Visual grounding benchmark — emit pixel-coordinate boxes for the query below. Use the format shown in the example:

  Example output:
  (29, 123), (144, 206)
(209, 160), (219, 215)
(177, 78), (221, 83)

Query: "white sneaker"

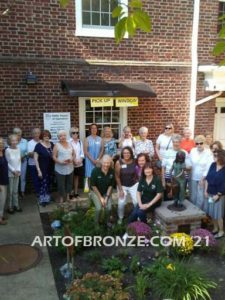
(214, 231), (224, 239)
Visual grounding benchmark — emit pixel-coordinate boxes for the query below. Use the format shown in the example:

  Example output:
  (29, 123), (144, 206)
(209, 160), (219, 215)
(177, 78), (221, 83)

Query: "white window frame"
(78, 97), (127, 141)
(75, 0), (128, 38)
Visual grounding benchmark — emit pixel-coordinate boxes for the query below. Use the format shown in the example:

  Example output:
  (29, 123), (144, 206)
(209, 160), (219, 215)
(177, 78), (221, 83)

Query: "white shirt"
(28, 139), (38, 166)
(156, 134), (173, 159)
(135, 139), (154, 158)
(5, 147), (21, 177)
(70, 139), (84, 168)
(119, 137), (136, 154)
(54, 143), (74, 175)
(162, 148), (188, 178)
(189, 147), (214, 181)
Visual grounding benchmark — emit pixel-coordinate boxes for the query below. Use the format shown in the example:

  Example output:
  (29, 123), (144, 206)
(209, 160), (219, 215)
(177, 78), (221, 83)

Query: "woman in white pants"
(115, 146), (138, 224)
(5, 134), (22, 213)
(13, 128), (28, 198)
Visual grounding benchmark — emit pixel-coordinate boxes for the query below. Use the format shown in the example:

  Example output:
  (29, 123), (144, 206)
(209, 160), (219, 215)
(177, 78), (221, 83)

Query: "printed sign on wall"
(44, 112), (71, 143)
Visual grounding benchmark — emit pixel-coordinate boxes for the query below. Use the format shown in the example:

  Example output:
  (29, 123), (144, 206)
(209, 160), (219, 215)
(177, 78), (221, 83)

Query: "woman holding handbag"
(155, 123), (174, 168)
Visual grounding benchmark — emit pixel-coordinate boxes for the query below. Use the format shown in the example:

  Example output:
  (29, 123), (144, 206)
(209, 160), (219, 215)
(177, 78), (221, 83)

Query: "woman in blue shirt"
(205, 150), (225, 239)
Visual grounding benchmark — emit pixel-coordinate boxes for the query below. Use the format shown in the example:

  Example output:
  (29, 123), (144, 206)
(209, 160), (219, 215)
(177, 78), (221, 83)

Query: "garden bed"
(40, 208), (225, 300)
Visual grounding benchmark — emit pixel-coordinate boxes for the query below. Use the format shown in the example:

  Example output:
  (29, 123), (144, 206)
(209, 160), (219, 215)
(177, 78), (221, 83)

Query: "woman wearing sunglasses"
(155, 123), (174, 168)
(189, 135), (214, 212)
(70, 127), (84, 199)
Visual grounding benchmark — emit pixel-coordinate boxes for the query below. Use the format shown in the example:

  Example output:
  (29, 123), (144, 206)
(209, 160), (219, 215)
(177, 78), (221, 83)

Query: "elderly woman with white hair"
(90, 154), (115, 224)
(189, 135), (214, 211)
(134, 126), (154, 159)
(13, 127), (28, 198)
(53, 130), (75, 203)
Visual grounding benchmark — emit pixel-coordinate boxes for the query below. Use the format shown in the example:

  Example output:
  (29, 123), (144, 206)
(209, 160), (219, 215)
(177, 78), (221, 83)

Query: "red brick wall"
(0, 0), (220, 141)
(0, 0), (194, 61)
(0, 63), (191, 141)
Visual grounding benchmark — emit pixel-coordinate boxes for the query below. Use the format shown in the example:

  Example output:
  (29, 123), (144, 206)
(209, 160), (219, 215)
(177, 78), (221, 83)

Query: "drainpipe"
(189, 0), (200, 136)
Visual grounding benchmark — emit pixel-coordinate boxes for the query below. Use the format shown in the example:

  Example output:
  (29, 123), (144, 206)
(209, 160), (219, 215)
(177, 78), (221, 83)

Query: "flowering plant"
(127, 221), (152, 239)
(190, 228), (216, 251)
(170, 232), (194, 256)
(65, 272), (129, 300)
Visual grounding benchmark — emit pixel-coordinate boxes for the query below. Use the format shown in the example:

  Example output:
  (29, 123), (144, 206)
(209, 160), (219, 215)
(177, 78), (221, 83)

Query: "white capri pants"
(117, 182), (138, 219)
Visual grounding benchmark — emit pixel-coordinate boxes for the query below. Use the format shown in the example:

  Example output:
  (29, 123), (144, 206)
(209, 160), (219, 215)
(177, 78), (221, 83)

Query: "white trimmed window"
(75, 0), (128, 38)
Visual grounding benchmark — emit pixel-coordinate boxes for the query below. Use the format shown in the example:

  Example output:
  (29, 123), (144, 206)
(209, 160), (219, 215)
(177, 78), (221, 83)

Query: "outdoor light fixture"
(25, 71), (38, 84)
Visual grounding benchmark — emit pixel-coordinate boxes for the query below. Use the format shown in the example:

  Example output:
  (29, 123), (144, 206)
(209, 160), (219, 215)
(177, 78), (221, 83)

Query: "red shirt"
(180, 139), (195, 153)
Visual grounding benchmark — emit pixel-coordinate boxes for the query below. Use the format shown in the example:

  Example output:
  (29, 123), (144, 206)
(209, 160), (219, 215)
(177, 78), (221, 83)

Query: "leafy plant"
(50, 207), (66, 222)
(84, 249), (102, 264)
(102, 256), (127, 274)
(190, 228), (217, 252)
(170, 232), (194, 256)
(134, 272), (150, 300)
(130, 255), (142, 274)
(127, 221), (152, 239)
(143, 257), (217, 300)
(66, 272), (130, 300)
(117, 248), (129, 260)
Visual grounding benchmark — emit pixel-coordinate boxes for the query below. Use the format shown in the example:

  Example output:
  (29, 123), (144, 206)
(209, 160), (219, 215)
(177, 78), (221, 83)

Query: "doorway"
(214, 97), (225, 147)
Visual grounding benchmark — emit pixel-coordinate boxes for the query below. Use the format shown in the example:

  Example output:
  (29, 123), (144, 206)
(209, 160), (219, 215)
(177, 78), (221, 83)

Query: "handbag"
(156, 137), (172, 169)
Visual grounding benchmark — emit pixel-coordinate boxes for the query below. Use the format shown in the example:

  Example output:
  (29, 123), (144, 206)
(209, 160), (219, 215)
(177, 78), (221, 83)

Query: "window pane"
(221, 107), (225, 113)
(103, 112), (111, 122)
(86, 112), (94, 123)
(110, 15), (117, 26)
(95, 112), (102, 123)
(101, 0), (109, 12)
(83, 12), (91, 25)
(92, 12), (100, 25)
(82, 0), (91, 10)
(92, 0), (100, 11)
(112, 112), (119, 122)
(110, 0), (118, 11)
(85, 100), (92, 111)
(101, 13), (110, 26)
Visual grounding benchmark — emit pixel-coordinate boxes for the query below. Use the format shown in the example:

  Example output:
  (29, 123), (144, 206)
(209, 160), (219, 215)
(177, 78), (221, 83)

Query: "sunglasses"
(72, 132), (79, 135)
(196, 142), (203, 145)
(165, 127), (172, 130)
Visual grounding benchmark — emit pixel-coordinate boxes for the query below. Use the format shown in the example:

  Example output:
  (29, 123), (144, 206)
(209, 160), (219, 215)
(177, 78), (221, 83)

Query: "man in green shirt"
(90, 155), (115, 224)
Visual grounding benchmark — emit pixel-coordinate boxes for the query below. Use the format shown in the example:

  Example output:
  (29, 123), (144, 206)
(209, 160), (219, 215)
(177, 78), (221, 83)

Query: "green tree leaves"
(113, 0), (151, 43)
(59, 0), (70, 9)
(213, 14), (225, 65)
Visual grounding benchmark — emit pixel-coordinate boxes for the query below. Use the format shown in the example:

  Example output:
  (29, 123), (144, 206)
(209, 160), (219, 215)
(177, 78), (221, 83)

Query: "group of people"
(0, 123), (225, 240)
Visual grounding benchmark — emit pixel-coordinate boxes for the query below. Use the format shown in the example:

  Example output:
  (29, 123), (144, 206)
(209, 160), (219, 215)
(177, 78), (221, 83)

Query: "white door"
(214, 98), (225, 147)
(78, 97), (127, 141)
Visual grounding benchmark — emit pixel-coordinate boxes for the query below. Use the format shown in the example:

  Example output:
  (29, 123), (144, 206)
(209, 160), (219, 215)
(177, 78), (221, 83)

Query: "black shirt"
(90, 167), (115, 196)
(0, 151), (9, 185)
(137, 175), (163, 204)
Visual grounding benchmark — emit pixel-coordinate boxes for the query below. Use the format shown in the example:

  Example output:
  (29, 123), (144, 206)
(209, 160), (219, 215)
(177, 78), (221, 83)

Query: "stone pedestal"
(155, 200), (205, 235)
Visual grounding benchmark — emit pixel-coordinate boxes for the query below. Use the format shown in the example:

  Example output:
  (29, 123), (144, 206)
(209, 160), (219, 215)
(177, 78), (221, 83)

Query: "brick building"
(0, 0), (224, 145)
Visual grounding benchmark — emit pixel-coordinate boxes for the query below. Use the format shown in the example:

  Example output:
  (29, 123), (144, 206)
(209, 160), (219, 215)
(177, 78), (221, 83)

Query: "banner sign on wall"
(43, 112), (71, 143)
(115, 97), (138, 107)
(90, 98), (114, 107)
(90, 97), (139, 107)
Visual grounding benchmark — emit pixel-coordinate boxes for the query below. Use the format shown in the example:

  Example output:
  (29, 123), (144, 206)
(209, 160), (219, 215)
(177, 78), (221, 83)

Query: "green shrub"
(143, 257), (217, 300)
(102, 256), (127, 274)
(84, 249), (102, 264)
(65, 272), (130, 300)
(130, 255), (142, 274)
(134, 272), (150, 300)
